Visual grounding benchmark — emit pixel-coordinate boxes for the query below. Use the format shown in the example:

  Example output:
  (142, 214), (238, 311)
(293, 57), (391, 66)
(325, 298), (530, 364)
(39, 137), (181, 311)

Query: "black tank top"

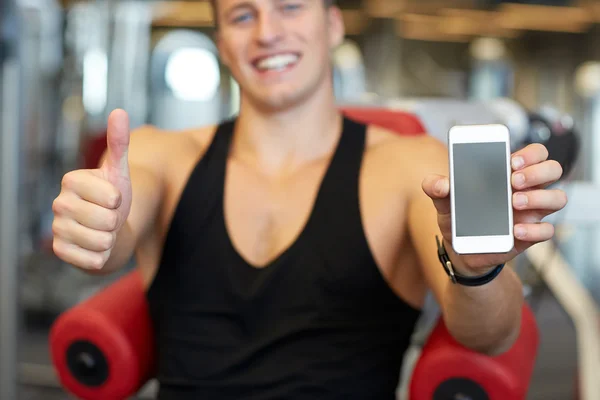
(147, 117), (421, 400)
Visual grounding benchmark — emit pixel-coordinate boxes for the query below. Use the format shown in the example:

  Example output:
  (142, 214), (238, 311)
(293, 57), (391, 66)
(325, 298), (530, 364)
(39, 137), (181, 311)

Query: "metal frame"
(526, 243), (600, 400)
(525, 182), (600, 400)
(0, 27), (22, 400)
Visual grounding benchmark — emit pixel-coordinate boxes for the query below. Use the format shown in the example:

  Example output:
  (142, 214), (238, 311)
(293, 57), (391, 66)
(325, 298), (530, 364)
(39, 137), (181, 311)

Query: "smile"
(253, 53), (301, 72)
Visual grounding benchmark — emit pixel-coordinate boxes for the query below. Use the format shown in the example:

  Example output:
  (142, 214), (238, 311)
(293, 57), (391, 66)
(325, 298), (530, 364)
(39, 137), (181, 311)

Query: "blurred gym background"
(1, 0), (599, 399)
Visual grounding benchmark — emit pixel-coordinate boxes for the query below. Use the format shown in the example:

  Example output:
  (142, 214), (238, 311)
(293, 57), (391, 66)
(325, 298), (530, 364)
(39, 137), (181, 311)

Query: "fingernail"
(513, 193), (528, 208)
(514, 225), (527, 239)
(434, 179), (443, 195)
(513, 173), (525, 187)
(512, 156), (524, 170)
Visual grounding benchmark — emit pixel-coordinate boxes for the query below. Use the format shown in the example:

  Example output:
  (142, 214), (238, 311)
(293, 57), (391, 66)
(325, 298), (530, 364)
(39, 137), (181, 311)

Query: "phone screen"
(452, 142), (510, 237)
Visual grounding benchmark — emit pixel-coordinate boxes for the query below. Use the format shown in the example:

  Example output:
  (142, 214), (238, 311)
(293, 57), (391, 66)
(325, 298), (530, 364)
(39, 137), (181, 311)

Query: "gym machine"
(0, 0), (22, 399)
(49, 107), (539, 400)
(528, 182), (600, 400)
(46, 100), (589, 400)
(1, 0), (597, 398)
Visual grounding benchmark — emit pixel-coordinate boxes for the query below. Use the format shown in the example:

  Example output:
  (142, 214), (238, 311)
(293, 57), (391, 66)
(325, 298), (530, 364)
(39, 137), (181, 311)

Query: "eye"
(229, 7), (255, 24)
(232, 12), (253, 24)
(233, 13), (252, 23)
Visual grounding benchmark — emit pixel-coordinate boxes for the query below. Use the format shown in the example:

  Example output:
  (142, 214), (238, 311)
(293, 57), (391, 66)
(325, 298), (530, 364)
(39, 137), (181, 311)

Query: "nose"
(255, 9), (284, 46)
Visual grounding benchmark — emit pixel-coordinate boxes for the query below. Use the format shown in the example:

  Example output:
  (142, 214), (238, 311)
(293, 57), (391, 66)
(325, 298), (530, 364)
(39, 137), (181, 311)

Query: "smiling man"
(51, 0), (568, 398)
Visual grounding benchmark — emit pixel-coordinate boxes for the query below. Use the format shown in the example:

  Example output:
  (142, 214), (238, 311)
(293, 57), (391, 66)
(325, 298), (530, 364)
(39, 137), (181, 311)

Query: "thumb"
(102, 109), (130, 181)
(422, 174), (451, 215)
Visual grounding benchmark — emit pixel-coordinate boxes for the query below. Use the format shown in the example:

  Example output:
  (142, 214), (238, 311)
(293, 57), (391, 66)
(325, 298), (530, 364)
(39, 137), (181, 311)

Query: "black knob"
(433, 378), (489, 400)
(66, 340), (109, 387)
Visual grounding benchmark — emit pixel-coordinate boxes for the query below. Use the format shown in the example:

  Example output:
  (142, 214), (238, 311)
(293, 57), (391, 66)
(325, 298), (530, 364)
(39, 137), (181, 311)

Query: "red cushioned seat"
(50, 271), (155, 400)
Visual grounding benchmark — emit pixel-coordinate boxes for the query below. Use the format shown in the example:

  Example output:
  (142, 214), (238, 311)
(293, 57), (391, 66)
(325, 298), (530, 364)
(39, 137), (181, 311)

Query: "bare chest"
(222, 158), (410, 276)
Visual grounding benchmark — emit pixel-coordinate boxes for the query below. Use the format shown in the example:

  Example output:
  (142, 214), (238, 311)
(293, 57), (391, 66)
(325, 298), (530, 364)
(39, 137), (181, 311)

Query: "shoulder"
(128, 123), (219, 169)
(130, 123), (217, 154)
(363, 124), (449, 188)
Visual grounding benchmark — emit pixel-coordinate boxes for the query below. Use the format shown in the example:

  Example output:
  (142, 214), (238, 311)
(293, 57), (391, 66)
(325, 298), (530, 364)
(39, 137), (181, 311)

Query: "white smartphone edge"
(448, 124), (514, 255)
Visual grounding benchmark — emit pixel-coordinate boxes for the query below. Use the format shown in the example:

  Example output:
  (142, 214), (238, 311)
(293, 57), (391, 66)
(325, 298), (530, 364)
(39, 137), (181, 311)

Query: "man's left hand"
(422, 143), (568, 274)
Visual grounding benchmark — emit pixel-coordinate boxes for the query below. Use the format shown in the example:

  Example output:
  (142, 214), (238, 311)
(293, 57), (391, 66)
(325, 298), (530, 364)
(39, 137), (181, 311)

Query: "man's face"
(215, 0), (344, 111)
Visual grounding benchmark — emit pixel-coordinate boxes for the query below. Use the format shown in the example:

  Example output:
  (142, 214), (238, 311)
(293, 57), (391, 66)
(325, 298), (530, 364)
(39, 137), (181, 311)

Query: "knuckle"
(89, 254), (105, 270)
(52, 197), (66, 215)
(52, 239), (66, 259)
(533, 143), (549, 159)
(51, 219), (62, 237)
(108, 189), (122, 209)
(61, 171), (77, 190)
(526, 170), (537, 184)
(51, 239), (61, 256)
(106, 211), (119, 231)
(99, 232), (115, 251)
(103, 250), (112, 264)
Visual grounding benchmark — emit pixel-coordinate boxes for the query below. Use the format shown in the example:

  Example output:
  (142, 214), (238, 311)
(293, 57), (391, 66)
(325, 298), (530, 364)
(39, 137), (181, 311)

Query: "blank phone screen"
(452, 142), (510, 237)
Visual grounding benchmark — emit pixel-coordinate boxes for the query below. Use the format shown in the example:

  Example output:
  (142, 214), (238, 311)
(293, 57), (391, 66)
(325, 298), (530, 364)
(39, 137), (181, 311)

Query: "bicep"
(126, 165), (163, 244)
(407, 186), (447, 304)
(406, 137), (451, 304)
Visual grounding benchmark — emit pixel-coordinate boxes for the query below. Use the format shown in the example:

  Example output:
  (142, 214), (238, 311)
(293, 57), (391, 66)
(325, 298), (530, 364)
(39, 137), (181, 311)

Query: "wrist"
(452, 263), (498, 277)
(442, 239), (501, 277)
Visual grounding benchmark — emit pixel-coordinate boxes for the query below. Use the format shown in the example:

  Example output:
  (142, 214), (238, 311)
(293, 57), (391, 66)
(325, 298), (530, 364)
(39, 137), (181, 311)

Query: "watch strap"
(436, 236), (505, 287)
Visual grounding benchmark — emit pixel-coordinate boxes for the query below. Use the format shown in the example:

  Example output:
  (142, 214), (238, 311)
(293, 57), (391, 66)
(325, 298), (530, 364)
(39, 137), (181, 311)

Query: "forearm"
(441, 260), (524, 356)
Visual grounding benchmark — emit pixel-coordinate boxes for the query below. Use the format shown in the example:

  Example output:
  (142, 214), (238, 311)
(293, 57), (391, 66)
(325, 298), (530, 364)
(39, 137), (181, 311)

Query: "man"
(51, 0), (567, 398)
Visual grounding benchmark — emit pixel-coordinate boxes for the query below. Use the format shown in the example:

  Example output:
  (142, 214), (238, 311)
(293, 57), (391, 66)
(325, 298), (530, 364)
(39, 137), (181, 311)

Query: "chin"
(244, 87), (308, 112)
(248, 79), (326, 113)
(263, 92), (306, 110)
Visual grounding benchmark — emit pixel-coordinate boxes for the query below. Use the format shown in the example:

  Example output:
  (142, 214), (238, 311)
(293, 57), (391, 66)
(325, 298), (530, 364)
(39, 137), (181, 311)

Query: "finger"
(513, 209), (553, 225)
(511, 143), (549, 171)
(52, 217), (116, 252)
(437, 213), (452, 238)
(61, 170), (122, 209)
(102, 109), (130, 182)
(52, 193), (119, 232)
(512, 189), (568, 212)
(513, 222), (555, 242)
(422, 174), (450, 215)
(52, 238), (108, 270)
(512, 160), (563, 190)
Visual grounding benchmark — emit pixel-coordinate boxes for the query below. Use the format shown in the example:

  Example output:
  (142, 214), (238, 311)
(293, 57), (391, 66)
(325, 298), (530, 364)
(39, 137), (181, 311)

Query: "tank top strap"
(307, 117), (368, 254)
(159, 118), (236, 246)
(312, 117), (367, 214)
(202, 118), (236, 173)
(185, 118), (236, 200)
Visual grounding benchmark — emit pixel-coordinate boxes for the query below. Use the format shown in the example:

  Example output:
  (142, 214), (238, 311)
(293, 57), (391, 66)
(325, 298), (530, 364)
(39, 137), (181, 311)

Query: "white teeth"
(257, 54), (299, 71)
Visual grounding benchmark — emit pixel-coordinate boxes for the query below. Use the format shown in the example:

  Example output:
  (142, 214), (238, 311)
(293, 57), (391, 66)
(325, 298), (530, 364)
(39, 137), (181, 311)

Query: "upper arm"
(405, 136), (451, 304)
(366, 126), (451, 304)
(100, 126), (167, 246)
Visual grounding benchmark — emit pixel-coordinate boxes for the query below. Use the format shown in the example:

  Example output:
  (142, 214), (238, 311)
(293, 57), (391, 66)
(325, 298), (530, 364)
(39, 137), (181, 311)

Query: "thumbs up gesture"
(52, 110), (132, 270)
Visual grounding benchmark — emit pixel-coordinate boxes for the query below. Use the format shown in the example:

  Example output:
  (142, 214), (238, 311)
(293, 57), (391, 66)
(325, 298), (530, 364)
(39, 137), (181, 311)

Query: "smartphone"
(448, 124), (514, 254)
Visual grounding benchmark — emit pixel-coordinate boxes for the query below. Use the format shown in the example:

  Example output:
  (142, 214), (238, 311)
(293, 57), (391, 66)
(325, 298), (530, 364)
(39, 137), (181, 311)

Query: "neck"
(232, 84), (342, 176)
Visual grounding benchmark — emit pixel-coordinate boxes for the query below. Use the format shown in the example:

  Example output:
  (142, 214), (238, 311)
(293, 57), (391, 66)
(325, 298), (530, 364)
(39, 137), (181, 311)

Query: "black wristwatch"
(436, 236), (505, 287)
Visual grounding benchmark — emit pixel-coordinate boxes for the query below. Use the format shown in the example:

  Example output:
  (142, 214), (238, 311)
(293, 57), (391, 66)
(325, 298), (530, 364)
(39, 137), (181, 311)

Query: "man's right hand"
(52, 109), (133, 270)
